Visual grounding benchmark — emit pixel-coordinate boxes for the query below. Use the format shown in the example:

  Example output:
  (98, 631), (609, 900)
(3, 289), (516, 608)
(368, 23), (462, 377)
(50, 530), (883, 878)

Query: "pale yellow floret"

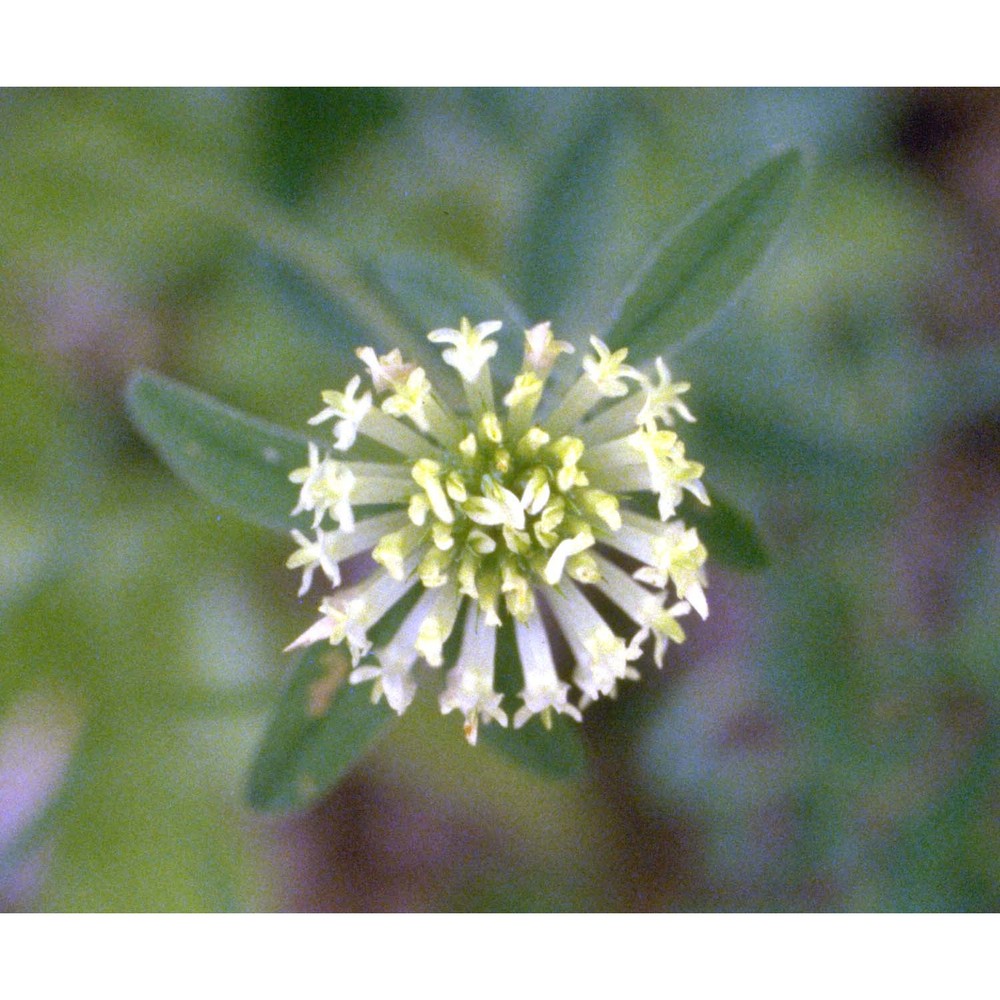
(523, 321), (575, 376)
(578, 489), (622, 531)
(431, 521), (455, 551)
(544, 529), (596, 585)
(635, 357), (695, 429)
(501, 564), (536, 621)
(549, 436), (588, 492)
(317, 595), (371, 665)
(418, 546), (453, 588)
(632, 526), (709, 618)
(457, 551), (480, 599)
(286, 526), (341, 595)
(533, 496), (566, 549)
(415, 589), (462, 666)
(309, 375), (373, 451)
(440, 607), (507, 745)
(381, 367), (433, 432)
(567, 622), (643, 706)
(582, 336), (642, 397)
(466, 529), (497, 555)
(408, 492), (430, 526)
(479, 411), (503, 444)
(463, 480), (525, 531)
(356, 346), (418, 393)
(411, 458), (454, 524)
(566, 551), (602, 584)
(515, 426), (551, 458)
(289, 444), (357, 531)
(502, 524), (532, 556)
(520, 468), (551, 516)
(444, 470), (467, 502)
(513, 616), (582, 729)
(638, 598), (690, 668)
(459, 433), (477, 459)
(475, 564), (502, 627)
(427, 318), (501, 384)
(371, 525), (424, 580)
(503, 372), (544, 431)
(503, 371), (544, 409)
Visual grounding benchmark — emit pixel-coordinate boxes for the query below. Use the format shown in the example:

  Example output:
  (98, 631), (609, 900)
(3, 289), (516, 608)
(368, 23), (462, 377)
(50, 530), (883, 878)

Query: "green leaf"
(248, 584), (422, 812)
(481, 621), (587, 778)
(246, 642), (397, 812)
(880, 729), (999, 912)
(252, 245), (377, 352)
(607, 149), (804, 364)
(624, 487), (769, 571)
(250, 243), (438, 371)
(252, 89), (401, 206)
(370, 252), (528, 337)
(682, 491), (770, 571)
(126, 370), (396, 535)
(517, 103), (633, 329)
(126, 370), (313, 533)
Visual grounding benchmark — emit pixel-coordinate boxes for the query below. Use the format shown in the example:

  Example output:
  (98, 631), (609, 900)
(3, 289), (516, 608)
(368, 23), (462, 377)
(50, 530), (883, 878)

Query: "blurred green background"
(0, 88), (996, 912)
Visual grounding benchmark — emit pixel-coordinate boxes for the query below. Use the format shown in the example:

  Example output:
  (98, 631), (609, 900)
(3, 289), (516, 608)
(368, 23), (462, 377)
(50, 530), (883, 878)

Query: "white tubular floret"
(415, 586), (463, 667)
(512, 615), (582, 729)
(549, 584), (642, 705)
(439, 601), (507, 744)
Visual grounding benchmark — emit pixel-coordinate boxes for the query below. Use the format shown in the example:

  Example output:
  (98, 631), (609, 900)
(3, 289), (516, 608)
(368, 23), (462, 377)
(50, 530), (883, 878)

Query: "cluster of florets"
(286, 318), (709, 744)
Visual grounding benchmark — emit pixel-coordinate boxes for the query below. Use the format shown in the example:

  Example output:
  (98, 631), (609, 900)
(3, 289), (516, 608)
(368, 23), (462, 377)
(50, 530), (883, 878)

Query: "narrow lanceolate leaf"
(127, 370), (313, 533)
(607, 149), (804, 365)
(252, 246), (378, 351)
(516, 104), (633, 331)
(250, 244), (441, 374)
(678, 490), (769, 571)
(127, 371), (392, 535)
(247, 642), (397, 812)
(623, 487), (770, 572)
(370, 252), (528, 340)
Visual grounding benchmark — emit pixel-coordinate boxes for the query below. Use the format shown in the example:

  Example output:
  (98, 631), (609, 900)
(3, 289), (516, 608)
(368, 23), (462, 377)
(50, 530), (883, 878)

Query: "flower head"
(287, 319), (710, 743)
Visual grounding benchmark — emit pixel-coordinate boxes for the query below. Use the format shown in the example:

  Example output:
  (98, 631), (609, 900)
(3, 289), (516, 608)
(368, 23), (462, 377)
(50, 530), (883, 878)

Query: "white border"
(2, 914), (997, 997)
(2, 3), (989, 84)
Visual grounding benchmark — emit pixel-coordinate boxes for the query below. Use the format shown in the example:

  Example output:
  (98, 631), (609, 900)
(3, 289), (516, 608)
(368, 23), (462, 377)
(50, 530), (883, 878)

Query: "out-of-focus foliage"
(0, 88), (996, 912)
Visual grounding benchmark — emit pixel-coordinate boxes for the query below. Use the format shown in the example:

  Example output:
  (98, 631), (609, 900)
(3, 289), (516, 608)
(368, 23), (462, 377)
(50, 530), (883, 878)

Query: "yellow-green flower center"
(372, 406), (619, 625)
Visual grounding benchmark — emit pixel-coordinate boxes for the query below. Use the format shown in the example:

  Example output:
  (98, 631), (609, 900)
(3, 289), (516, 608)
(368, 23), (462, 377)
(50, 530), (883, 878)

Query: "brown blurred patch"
(897, 89), (1000, 349)
(264, 772), (502, 912)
